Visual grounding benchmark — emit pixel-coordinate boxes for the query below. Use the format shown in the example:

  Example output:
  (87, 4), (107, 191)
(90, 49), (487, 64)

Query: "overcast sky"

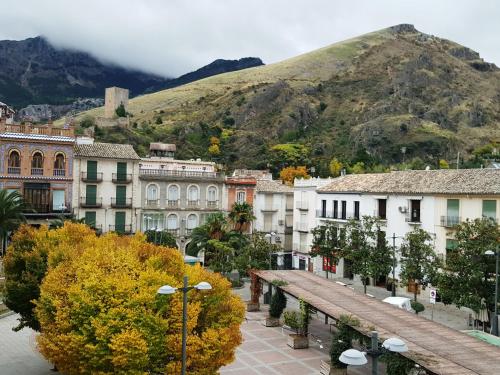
(1, 0), (499, 78)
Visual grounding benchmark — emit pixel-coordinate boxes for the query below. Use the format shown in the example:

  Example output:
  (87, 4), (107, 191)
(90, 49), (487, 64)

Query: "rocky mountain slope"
(0, 36), (263, 109)
(69, 24), (500, 172)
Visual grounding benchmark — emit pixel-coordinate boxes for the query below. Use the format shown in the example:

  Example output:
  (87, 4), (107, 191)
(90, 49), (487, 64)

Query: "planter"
(287, 334), (309, 349)
(320, 360), (347, 375)
(265, 317), (280, 327)
(246, 301), (260, 312)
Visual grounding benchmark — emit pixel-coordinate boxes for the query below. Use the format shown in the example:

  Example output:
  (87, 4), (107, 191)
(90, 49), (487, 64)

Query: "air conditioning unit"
(278, 219), (284, 226)
(398, 206), (408, 214)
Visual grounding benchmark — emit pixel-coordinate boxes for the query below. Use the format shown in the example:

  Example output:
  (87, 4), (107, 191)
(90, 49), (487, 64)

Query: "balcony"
(111, 197), (132, 208)
(53, 169), (65, 176)
(7, 167), (20, 175)
(405, 216), (422, 225)
(81, 172), (103, 182)
(185, 228), (194, 236)
(206, 200), (219, 208)
(0, 123), (74, 137)
(145, 199), (160, 208)
(295, 222), (309, 232)
(112, 173), (132, 184)
(80, 197), (103, 208)
(166, 228), (179, 236)
(316, 210), (356, 220)
(167, 199), (179, 208)
(441, 216), (461, 228)
(139, 168), (223, 181)
(109, 225), (132, 234)
(296, 201), (309, 210)
(187, 199), (200, 208)
(23, 204), (72, 215)
(31, 168), (43, 175)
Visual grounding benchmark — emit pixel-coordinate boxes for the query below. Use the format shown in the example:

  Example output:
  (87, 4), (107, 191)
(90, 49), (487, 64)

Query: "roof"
(318, 169), (500, 195)
(256, 179), (293, 193)
(0, 132), (74, 143)
(75, 142), (140, 160)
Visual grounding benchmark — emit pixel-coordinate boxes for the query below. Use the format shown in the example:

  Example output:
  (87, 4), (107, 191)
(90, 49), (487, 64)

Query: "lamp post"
(157, 276), (212, 375)
(339, 331), (408, 375)
(485, 246), (499, 336)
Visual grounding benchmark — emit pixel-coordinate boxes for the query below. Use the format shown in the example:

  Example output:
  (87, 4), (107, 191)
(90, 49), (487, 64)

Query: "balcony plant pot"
(287, 334), (309, 349)
(320, 360), (347, 375)
(246, 301), (260, 312)
(265, 317), (280, 327)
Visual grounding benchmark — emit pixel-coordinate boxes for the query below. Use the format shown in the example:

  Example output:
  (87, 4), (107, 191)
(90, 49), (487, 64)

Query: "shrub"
(269, 289), (287, 318)
(155, 116), (162, 125)
(411, 301), (425, 314)
(115, 104), (126, 117)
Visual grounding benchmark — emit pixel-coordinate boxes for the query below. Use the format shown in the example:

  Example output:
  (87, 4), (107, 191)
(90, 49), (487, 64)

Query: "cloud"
(1, 0), (499, 77)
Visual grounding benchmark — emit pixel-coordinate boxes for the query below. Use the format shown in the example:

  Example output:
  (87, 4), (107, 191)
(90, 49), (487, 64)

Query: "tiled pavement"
(220, 309), (329, 375)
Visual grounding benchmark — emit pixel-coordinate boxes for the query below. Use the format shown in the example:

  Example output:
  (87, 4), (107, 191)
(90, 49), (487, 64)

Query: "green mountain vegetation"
(68, 24), (500, 174)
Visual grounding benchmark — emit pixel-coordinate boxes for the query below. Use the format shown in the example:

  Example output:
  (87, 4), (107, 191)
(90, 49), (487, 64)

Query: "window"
(115, 212), (126, 233)
(323, 257), (336, 273)
(147, 184), (158, 205)
(333, 200), (338, 219)
(482, 200), (497, 221)
(188, 185), (199, 202)
(446, 199), (459, 226)
(24, 182), (50, 213)
(236, 191), (246, 203)
(321, 200), (327, 218)
(86, 185), (97, 205)
(167, 214), (178, 230)
(341, 201), (347, 220)
(410, 200), (421, 222)
(52, 190), (65, 211)
(143, 213), (164, 231)
(446, 239), (458, 259)
(86, 160), (97, 180)
(54, 153), (65, 175)
(8, 150), (20, 174)
(85, 212), (96, 228)
(31, 151), (43, 175)
(116, 162), (127, 181)
(207, 186), (217, 204)
(187, 214), (198, 230)
(354, 201), (360, 220)
(115, 185), (127, 206)
(378, 199), (387, 220)
(167, 184), (179, 205)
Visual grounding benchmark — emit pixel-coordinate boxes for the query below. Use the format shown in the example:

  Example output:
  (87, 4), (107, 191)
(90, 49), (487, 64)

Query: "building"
(72, 138), (141, 234)
(139, 143), (225, 254)
(225, 171), (258, 232)
(104, 87), (129, 119)
(253, 178), (294, 268)
(0, 102), (15, 124)
(292, 177), (335, 271)
(0, 121), (75, 224)
(314, 169), (500, 287)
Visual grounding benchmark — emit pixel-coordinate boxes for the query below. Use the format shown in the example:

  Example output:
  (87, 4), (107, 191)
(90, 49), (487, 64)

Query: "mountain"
(68, 24), (500, 172)
(0, 36), (264, 110)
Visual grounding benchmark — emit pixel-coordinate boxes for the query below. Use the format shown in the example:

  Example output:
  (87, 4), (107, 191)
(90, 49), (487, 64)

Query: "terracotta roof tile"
(75, 142), (140, 160)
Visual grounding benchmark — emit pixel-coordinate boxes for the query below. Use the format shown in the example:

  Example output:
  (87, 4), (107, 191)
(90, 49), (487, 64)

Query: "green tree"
(438, 218), (499, 316)
(205, 239), (235, 275)
(439, 159), (450, 169)
(0, 189), (28, 255)
(269, 288), (287, 319)
(144, 229), (177, 247)
(228, 202), (255, 233)
(399, 228), (440, 302)
(233, 233), (278, 276)
(115, 103), (126, 117)
(186, 213), (228, 256)
(349, 161), (365, 174)
(310, 221), (344, 279)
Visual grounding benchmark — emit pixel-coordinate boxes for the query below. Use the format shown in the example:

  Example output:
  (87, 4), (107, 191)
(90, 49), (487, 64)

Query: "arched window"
(187, 214), (198, 229)
(8, 150), (20, 174)
(167, 214), (178, 231)
(146, 184), (159, 206)
(53, 153), (65, 176)
(207, 186), (217, 202)
(187, 185), (199, 203)
(168, 184), (179, 201)
(31, 151), (44, 175)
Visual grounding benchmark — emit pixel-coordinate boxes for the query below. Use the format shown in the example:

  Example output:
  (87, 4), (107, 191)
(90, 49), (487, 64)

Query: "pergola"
(251, 270), (500, 375)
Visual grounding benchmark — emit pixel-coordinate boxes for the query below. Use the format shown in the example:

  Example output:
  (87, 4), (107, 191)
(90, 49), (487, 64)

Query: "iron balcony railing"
(441, 216), (461, 228)
(109, 225), (132, 234)
(80, 197), (103, 208)
(81, 172), (103, 182)
(316, 210), (357, 220)
(111, 197), (132, 208)
(112, 173), (132, 183)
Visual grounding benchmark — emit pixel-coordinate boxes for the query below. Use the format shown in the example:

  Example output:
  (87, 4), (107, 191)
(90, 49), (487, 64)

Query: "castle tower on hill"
(104, 87), (129, 118)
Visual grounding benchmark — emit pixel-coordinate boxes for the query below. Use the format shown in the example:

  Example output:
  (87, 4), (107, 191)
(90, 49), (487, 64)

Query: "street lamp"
(157, 276), (212, 375)
(339, 331), (408, 375)
(485, 247), (499, 336)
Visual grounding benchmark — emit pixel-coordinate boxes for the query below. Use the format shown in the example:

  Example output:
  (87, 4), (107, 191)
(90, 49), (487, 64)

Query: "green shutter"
(482, 200), (497, 220)
(446, 199), (459, 217)
(86, 185), (97, 205)
(116, 185), (126, 206)
(85, 212), (96, 228)
(117, 162), (127, 181)
(115, 212), (126, 233)
(446, 239), (458, 259)
(87, 160), (97, 180)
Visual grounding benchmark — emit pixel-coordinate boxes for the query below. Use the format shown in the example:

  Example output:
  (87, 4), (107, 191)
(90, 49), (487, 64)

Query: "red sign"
(322, 257), (336, 273)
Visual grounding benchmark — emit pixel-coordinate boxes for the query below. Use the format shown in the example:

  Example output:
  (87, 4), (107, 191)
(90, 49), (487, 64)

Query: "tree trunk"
(414, 287), (418, 302)
(363, 279), (367, 294)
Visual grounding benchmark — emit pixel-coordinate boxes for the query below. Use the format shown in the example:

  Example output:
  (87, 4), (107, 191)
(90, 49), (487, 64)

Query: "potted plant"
(283, 298), (310, 349)
(247, 272), (262, 311)
(266, 286), (287, 327)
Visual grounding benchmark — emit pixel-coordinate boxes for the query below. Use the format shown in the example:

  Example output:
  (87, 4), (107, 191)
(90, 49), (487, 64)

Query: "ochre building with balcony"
(0, 121), (74, 223)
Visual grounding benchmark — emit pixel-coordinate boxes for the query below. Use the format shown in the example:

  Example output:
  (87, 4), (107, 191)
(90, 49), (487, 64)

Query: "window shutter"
(86, 185), (97, 205)
(115, 212), (126, 233)
(116, 185), (126, 205)
(85, 212), (96, 228)
(117, 162), (127, 181)
(482, 200), (496, 220)
(87, 160), (97, 180)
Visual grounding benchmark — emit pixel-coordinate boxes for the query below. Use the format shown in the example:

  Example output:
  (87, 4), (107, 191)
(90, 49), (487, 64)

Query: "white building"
(313, 169), (500, 290)
(292, 177), (335, 271)
(72, 139), (141, 234)
(253, 178), (294, 268)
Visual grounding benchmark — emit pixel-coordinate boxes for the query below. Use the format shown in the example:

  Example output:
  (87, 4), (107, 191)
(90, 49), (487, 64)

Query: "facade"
(0, 102), (15, 124)
(313, 169), (500, 286)
(253, 178), (294, 268)
(139, 143), (225, 254)
(292, 177), (335, 271)
(104, 86), (129, 118)
(72, 139), (141, 234)
(0, 121), (75, 223)
(225, 172), (257, 233)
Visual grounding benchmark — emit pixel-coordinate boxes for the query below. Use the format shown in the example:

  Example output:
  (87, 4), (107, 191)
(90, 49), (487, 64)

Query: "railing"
(441, 216), (461, 228)
(139, 168), (222, 179)
(316, 210), (356, 220)
(23, 204), (72, 214)
(187, 199), (200, 207)
(31, 168), (43, 175)
(295, 222), (309, 232)
(111, 198), (132, 208)
(185, 228), (194, 236)
(145, 199), (160, 208)
(0, 123), (74, 137)
(109, 225), (132, 234)
(7, 167), (20, 174)
(296, 201), (309, 210)
(81, 172), (103, 182)
(112, 173), (132, 183)
(206, 200), (219, 208)
(166, 228), (179, 236)
(53, 169), (65, 176)
(167, 199), (179, 207)
(80, 197), (103, 208)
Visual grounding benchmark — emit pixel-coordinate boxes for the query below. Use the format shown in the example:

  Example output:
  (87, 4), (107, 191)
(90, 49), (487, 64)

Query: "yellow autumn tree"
(279, 166), (310, 185)
(34, 223), (244, 375)
(208, 143), (220, 155)
(329, 158), (343, 177)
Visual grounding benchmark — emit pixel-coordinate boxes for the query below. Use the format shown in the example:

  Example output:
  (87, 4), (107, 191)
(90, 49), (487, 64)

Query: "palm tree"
(186, 213), (228, 257)
(0, 189), (28, 256)
(228, 202), (256, 233)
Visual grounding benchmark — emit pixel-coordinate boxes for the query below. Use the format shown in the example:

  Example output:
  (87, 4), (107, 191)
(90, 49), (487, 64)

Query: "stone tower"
(104, 87), (129, 118)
